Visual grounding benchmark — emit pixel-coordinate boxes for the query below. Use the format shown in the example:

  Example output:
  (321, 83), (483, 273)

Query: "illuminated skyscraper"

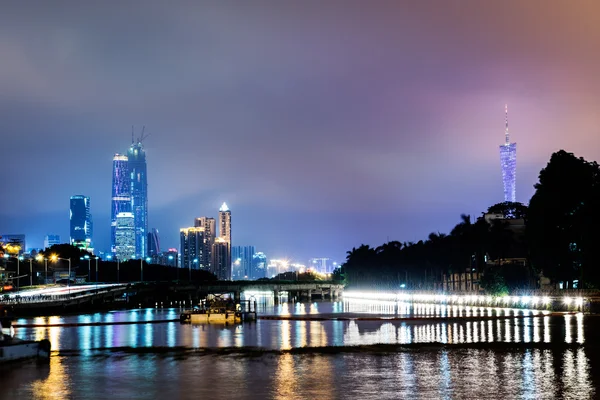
(128, 140), (148, 259)
(147, 228), (160, 257)
(232, 245), (255, 280)
(212, 238), (231, 280)
(218, 202), (231, 243)
(194, 217), (216, 270)
(111, 154), (130, 253)
(180, 227), (206, 272)
(70, 195), (93, 249)
(214, 203), (232, 280)
(115, 212), (135, 260)
(499, 104), (516, 202)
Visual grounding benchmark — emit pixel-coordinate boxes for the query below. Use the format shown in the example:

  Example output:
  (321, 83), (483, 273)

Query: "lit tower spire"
(499, 104), (517, 203)
(505, 103), (509, 144)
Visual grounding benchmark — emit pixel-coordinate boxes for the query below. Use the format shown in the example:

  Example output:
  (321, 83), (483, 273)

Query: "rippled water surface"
(3, 297), (600, 399)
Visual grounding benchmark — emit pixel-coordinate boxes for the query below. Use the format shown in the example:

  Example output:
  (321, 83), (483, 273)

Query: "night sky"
(1, 1), (599, 262)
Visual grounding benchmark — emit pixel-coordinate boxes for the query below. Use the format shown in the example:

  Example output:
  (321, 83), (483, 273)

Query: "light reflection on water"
(12, 300), (590, 352)
(4, 299), (599, 399)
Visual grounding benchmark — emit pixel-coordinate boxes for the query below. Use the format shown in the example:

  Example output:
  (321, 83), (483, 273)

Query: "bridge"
(0, 281), (345, 314)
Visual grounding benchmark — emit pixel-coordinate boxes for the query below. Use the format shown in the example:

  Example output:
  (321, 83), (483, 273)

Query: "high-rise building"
(215, 202), (232, 280)
(499, 104), (517, 202)
(251, 252), (268, 280)
(232, 245), (255, 280)
(70, 195), (93, 249)
(180, 227), (207, 272)
(115, 212), (135, 260)
(219, 203), (231, 243)
(147, 228), (160, 257)
(111, 154), (130, 253)
(44, 234), (61, 249)
(212, 237), (231, 280)
(128, 140), (148, 259)
(194, 217), (216, 270)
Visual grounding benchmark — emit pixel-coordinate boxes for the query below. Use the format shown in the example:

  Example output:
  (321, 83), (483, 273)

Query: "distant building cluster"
(180, 203), (234, 280)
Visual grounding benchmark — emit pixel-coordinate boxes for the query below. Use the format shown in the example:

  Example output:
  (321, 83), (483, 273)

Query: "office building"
(128, 140), (148, 259)
(499, 104), (517, 202)
(115, 212), (135, 260)
(147, 228), (160, 257)
(111, 154), (130, 253)
(70, 195), (93, 249)
(232, 245), (255, 280)
(43, 235), (61, 250)
(180, 227), (207, 272)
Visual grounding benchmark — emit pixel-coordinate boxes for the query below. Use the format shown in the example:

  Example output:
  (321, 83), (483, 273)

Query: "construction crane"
(131, 125), (150, 144)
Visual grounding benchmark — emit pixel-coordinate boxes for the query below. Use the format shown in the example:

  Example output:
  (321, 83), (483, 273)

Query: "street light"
(80, 255), (91, 282)
(36, 255), (48, 284)
(95, 256), (99, 284)
(50, 255), (72, 293)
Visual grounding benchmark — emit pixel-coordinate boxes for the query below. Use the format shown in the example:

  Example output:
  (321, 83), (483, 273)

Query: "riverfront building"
(499, 104), (517, 202)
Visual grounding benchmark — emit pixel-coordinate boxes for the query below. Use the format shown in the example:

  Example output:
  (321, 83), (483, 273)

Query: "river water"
(2, 296), (599, 399)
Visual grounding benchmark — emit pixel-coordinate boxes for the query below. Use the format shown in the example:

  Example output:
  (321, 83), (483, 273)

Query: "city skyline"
(2, 1), (600, 263)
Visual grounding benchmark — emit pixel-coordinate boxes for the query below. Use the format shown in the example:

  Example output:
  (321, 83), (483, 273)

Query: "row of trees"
(341, 205), (529, 292)
(1, 243), (216, 287)
(341, 150), (600, 291)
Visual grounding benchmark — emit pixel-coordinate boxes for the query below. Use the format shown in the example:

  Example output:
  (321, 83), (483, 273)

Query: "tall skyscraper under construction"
(128, 138), (148, 259)
(499, 104), (516, 202)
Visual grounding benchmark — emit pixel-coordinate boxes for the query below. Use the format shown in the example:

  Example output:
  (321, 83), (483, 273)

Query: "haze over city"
(1, 1), (600, 262)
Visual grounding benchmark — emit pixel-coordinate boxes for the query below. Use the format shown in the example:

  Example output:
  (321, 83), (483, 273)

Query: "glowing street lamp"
(50, 254), (72, 293)
(80, 254), (91, 282)
(36, 254), (49, 284)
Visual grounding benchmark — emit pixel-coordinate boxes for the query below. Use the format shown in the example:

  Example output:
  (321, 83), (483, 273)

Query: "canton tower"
(499, 104), (516, 202)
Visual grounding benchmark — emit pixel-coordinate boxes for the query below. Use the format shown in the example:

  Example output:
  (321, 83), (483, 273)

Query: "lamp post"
(51, 255), (72, 293)
(95, 256), (99, 284)
(17, 256), (23, 291)
(28, 258), (33, 286)
(36, 255), (48, 284)
(145, 257), (151, 282)
(81, 255), (91, 283)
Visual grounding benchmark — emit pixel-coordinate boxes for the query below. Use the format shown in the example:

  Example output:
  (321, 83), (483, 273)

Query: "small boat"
(180, 296), (257, 324)
(0, 318), (51, 364)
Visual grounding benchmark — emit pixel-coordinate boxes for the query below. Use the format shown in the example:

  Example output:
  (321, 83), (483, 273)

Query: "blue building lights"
(499, 105), (516, 203)
(111, 154), (131, 254)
